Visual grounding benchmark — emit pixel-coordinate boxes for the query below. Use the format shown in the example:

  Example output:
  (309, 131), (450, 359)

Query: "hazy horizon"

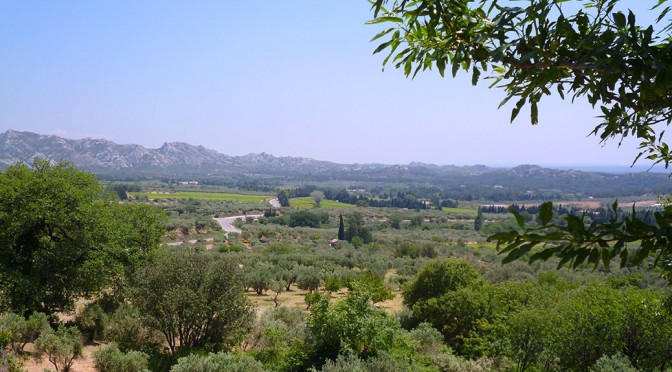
(5, 128), (668, 174)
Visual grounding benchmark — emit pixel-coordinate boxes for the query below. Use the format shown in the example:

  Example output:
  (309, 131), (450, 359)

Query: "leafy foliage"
(307, 290), (400, 365)
(104, 304), (164, 354)
(402, 258), (483, 308)
(489, 201), (672, 277)
(93, 342), (150, 372)
(34, 325), (83, 372)
(369, 0), (672, 167)
(0, 160), (166, 315)
(0, 312), (49, 353)
(170, 351), (266, 372)
(130, 249), (255, 354)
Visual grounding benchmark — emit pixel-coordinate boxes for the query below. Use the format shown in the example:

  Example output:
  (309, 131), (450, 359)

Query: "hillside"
(1, 130), (670, 198)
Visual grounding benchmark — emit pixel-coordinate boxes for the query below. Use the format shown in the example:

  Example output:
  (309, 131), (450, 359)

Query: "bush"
(0, 329), (23, 372)
(104, 304), (163, 353)
(34, 326), (83, 372)
(93, 342), (149, 372)
(403, 258), (482, 307)
(218, 245), (246, 253)
(0, 312), (49, 353)
(130, 250), (254, 353)
(589, 353), (638, 372)
(288, 210), (321, 228)
(76, 302), (108, 342)
(170, 352), (265, 372)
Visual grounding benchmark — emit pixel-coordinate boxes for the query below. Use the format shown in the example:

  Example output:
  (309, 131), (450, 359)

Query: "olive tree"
(130, 249), (254, 353)
(34, 326), (83, 372)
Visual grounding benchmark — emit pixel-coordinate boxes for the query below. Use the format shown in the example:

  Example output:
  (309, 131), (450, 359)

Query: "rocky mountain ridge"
(0, 130), (492, 174)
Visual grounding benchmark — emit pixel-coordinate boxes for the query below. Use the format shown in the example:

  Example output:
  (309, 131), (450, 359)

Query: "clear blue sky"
(0, 1), (663, 168)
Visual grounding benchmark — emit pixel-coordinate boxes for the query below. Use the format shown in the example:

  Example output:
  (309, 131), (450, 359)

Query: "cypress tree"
(338, 214), (345, 240)
(474, 207), (484, 232)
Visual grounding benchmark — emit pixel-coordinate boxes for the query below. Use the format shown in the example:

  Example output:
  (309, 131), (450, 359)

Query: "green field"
(442, 207), (478, 215)
(289, 197), (356, 209)
(133, 191), (272, 203)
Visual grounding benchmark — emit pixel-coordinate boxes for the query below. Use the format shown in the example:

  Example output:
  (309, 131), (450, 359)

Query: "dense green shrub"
(170, 352), (266, 372)
(403, 258), (482, 307)
(105, 304), (163, 353)
(76, 303), (108, 342)
(93, 342), (150, 372)
(130, 250), (254, 353)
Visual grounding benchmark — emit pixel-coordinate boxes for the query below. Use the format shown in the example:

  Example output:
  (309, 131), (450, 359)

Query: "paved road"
(213, 215), (261, 234)
(212, 198), (280, 234)
(269, 198), (281, 208)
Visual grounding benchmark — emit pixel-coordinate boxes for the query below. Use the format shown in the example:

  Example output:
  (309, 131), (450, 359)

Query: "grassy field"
(133, 191), (273, 203)
(289, 197), (356, 209)
(442, 207), (478, 215)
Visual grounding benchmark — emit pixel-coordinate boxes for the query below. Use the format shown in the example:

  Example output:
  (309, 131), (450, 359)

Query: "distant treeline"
(284, 186), (458, 209)
(482, 203), (660, 225)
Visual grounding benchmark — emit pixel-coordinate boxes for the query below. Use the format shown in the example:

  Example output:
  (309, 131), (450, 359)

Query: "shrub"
(0, 329), (23, 372)
(589, 353), (638, 372)
(34, 326), (83, 372)
(170, 352), (265, 372)
(93, 342), (149, 372)
(130, 250), (254, 353)
(0, 312), (49, 353)
(76, 302), (108, 342)
(288, 210), (321, 228)
(104, 304), (163, 353)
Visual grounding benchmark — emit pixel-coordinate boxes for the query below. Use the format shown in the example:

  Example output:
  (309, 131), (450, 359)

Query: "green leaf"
(370, 28), (394, 42)
(530, 101), (538, 124)
(487, 230), (519, 243)
(436, 58), (446, 77)
(620, 249), (629, 268)
(471, 66), (481, 85)
(373, 41), (392, 54)
(365, 16), (404, 25)
(502, 243), (533, 264)
(508, 206), (525, 229)
(613, 12), (626, 28)
(529, 248), (557, 263)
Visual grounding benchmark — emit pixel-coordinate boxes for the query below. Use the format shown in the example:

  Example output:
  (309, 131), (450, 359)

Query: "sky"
(0, 1), (666, 169)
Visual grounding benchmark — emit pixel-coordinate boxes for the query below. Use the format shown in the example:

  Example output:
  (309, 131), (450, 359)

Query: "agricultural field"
(132, 191), (273, 203)
(288, 197), (356, 209)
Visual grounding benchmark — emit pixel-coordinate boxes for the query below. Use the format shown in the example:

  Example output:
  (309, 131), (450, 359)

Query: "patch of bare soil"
(247, 284), (402, 317)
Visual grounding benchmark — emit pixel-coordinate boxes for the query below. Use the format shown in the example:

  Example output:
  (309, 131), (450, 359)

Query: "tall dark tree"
(474, 207), (484, 232)
(337, 214), (345, 240)
(276, 190), (290, 208)
(344, 212), (372, 244)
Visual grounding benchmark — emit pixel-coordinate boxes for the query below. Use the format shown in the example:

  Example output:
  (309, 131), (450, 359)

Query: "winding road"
(213, 198), (280, 234)
(213, 215), (261, 234)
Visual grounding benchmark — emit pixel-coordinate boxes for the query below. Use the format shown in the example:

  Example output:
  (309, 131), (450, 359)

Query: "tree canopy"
(0, 160), (166, 315)
(369, 1), (672, 277)
(369, 0), (672, 168)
